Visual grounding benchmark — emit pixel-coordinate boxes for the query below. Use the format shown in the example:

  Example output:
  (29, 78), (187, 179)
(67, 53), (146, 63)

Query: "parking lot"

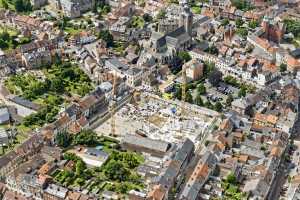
(192, 81), (239, 105)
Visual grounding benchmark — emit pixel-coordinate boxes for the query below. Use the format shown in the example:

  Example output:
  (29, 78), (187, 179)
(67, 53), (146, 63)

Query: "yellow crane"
(110, 72), (117, 137)
(178, 63), (187, 138)
(181, 63), (187, 117)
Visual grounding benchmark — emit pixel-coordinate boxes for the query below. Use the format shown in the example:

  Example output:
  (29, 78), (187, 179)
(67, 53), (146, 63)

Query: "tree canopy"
(98, 30), (114, 47)
(284, 19), (300, 37)
(73, 129), (98, 146)
(208, 69), (223, 86)
(178, 51), (192, 63)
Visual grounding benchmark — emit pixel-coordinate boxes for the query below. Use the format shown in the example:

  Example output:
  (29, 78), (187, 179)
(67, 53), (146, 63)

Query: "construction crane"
(110, 72), (117, 137)
(181, 63), (187, 117)
(178, 63), (187, 138)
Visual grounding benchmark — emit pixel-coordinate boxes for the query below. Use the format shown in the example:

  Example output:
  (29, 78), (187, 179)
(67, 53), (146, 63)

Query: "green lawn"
(64, 27), (84, 35)
(191, 6), (201, 14)
(5, 62), (93, 128)
(0, 0), (15, 11)
(293, 37), (300, 47)
(0, 125), (31, 156)
(53, 139), (145, 196)
(0, 25), (31, 51)
(131, 16), (145, 28)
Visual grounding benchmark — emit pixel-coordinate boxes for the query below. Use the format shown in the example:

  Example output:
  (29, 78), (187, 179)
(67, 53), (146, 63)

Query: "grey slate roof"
(173, 138), (194, 166)
(122, 134), (171, 153)
(105, 58), (129, 71)
(65, 103), (81, 118)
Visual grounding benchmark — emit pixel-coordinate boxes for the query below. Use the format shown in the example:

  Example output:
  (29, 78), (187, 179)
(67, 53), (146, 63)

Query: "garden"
(53, 130), (145, 197)
(221, 173), (247, 200)
(4, 61), (93, 128)
(0, 25), (31, 51)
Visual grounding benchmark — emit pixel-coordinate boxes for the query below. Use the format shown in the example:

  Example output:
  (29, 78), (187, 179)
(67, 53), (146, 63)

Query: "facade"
(261, 17), (286, 43)
(48, 0), (95, 18)
(30, 0), (47, 9)
(184, 59), (204, 81)
(0, 107), (10, 124)
(0, 128), (9, 146)
(44, 184), (68, 200)
(140, 1), (193, 65)
(22, 50), (52, 69)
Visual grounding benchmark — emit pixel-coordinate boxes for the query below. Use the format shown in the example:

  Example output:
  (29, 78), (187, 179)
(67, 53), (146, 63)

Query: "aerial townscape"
(1, 0), (300, 199)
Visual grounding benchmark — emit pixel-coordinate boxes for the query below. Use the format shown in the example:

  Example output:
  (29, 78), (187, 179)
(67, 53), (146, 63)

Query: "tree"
(0, 31), (10, 42)
(214, 102), (223, 112)
(284, 19), (300, 37)
(98, 30), (114, 47)
(224, 75), (239, 87)
(173, 85), (182, 100)
(208, 69), (222, 86)
(231, 0), (253, 11)
(55, 131), (72, 148)
(195, 94), (204, 106)
(280, 63), (287, 72)
(75, 160), (86, 176)
(226, 94), (233, 106)
(1, 0), (8, 9)
(185, 90), (193, 103)
(178, 51), (192, 63)
(15, 0), (24, 12)
(248, 20), (258, 29)
(143, 13), (153, 23)
(123, 153), (140, 168)
(236, 28), (248, 38)
(64, 152), (79, 161)
(206, 45), (219, 55)
(50, 77), (65, 93)
(204, 61), (215, 76)
(226, 172), (237, 184)
(221, 18), (229, 26)
(238, 87), (247, 97)
(156, 9), (166, 19)
(73, 129), (98, 146)
(204, 100), (213, 109)
(14, 0), (32, 12)
(235, 18), (243, 28)
(0, 39), (8, 49)
(54, 53), (62, 65)
(104, 160), (130, 181)
(197, 83), (206, 95)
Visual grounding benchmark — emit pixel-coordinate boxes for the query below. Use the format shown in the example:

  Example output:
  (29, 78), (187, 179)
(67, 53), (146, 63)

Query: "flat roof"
(122, 134), (171, 153)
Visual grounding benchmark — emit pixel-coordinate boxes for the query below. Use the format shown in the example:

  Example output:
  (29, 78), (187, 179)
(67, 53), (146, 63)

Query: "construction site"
(94, 92), (220, 146)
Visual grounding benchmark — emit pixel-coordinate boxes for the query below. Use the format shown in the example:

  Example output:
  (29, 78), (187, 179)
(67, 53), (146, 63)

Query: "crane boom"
(110, 72), (117, 137)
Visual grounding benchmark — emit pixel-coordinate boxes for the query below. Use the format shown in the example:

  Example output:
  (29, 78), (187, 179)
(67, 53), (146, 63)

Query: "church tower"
(179, 0), (193, 36)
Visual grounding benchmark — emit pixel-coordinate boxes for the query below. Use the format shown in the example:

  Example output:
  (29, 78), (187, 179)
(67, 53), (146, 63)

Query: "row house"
(7, 173), (48, 200)
(22, 50), (53, 69)
(221, 6), (261, 21)
(44, 87), (108, 141)
(0, 134), (44, 179)
(19, 38), (61, 55)
(12, 15), (41, 30)
(147, 139), (195, 199)
(179, 151), (218, 200)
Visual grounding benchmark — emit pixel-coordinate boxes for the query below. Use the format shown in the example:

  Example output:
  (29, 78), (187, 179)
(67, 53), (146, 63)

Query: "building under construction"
(94, 92), (220, 146)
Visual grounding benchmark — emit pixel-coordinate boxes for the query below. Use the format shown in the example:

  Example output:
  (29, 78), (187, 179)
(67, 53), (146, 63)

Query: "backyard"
(52, 133), (145, 197)
(0, 25), (31, 50)
(4, 61), (94, 128)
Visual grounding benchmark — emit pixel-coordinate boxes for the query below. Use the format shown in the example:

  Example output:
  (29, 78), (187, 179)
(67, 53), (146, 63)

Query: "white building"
(0, 107), (9, 124)
(0, 128), (8, 146)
